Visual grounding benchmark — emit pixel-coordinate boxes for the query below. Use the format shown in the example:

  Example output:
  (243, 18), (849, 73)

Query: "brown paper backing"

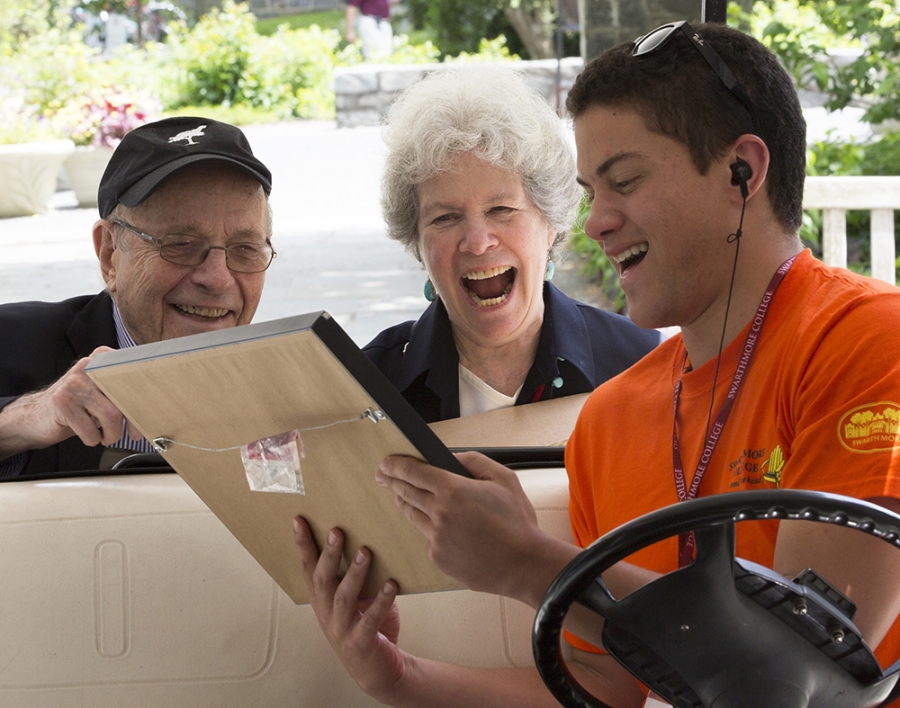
(88, 327), (460, 604)
(429, 393), (589, 449)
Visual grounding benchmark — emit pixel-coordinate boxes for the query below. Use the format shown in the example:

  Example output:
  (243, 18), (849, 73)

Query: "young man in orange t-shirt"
(293, 23), (900, 707)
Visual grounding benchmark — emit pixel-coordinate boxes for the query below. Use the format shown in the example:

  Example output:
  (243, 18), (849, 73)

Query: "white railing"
(803, 176), (900, 285)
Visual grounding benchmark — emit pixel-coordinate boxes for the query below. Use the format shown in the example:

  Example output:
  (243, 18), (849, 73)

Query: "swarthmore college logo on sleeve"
(838, 402), (900, 453)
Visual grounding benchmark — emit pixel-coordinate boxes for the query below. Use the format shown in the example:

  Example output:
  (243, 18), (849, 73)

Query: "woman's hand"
(293, 506), (635, 708)
(376, 451), (579, 607)
(293, 517), (407, 701)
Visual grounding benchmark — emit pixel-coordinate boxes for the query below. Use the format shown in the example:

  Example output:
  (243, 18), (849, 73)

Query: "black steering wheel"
(533, 490), (900, 708)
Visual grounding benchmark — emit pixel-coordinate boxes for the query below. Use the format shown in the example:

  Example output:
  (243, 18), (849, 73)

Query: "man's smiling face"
(97, 162), (270, 345)
(574, 104), (736, 331)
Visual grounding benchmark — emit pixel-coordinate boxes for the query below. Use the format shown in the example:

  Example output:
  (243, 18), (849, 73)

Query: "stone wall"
(334, 58), (585, 129)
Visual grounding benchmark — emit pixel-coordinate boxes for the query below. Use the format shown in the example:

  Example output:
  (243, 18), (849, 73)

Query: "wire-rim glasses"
(109, 219), (276, 274)
(632, 21), (760, 136)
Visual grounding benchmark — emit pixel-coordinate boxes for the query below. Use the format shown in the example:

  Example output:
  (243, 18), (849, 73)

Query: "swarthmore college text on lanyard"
(672, 255), (797, 568)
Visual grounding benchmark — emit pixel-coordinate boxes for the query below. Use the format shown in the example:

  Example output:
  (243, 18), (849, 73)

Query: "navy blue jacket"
(363, 282), (660, 422)
(0, 292), (117, 476)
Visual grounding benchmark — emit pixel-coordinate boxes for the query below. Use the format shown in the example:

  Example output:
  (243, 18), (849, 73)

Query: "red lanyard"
(673, 255), (796, 567)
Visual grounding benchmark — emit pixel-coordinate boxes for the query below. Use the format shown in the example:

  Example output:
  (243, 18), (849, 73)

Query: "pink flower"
(60, 89), (159, 147)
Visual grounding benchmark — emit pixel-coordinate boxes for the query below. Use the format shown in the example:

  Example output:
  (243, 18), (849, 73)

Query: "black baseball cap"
(98, 116), (273, 218)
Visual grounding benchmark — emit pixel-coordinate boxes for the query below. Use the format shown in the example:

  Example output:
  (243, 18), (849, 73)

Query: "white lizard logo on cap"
(168, 125), (207, 145)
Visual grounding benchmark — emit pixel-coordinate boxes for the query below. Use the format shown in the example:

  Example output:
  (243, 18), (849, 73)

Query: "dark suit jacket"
(0, 292), (118, 475)
(364, 282), (661, 422)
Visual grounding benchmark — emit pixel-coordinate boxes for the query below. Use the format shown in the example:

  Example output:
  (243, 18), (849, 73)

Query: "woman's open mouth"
(462, 266), (515, 307)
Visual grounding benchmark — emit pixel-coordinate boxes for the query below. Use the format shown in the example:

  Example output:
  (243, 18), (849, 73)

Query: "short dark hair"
(567, 23), (806, 232)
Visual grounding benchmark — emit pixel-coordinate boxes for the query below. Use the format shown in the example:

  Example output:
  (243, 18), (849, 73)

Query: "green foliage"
(334, 20), (513, 65)
(338, 33), (442, 65)
(405, 0), (563, 59)
(857, 130), (900, 176)
(4, 26), (96, 115)
(739, 0), (900, 277)
(385, 34), (442, 63)
(406, 0), (526, 58)
(799, 0), (900, 125)
(244, 23), (341, 119)
(407, 0), (491, 56)
(443, 35), (519, 62)
(163, 2), (345, 119)
(0, 0), (160, 143)
(253, 8), (441, 61)
(165, 0), (256, 106)
(566, 197), (626, 314)
(254, 9), (342, 35)
(163, 2), (448, 120)
(742, 0), (900, 126)
(2, 0), (91, 120)
(1, 0), (521, 141)
(0, 0), (65, 50)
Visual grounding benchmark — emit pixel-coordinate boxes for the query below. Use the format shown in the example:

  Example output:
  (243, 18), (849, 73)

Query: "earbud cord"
(702, 193), (747, 442)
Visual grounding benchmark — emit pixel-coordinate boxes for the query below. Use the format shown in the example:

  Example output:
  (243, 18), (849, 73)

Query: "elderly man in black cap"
(0, 117), (274, 476)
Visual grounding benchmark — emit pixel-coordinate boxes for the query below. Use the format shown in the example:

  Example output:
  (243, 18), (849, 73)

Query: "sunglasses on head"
(632, 21), (760, 136)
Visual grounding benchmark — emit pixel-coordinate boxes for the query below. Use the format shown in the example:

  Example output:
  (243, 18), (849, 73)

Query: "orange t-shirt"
(565, 250), (900, 673)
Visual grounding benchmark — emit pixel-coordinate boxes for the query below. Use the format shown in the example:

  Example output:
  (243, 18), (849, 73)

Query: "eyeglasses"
(109, 219), (276, 274)
(632, 21), (760, 136)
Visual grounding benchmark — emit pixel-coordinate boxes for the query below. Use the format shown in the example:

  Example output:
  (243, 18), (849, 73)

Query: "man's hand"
(293, 517), (407, 701)
(0, 346), (141, 459)
(376, 451), (579, 607)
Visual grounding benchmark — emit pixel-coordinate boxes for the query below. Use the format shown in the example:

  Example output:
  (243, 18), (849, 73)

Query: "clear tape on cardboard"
(241, 429), (306, 494)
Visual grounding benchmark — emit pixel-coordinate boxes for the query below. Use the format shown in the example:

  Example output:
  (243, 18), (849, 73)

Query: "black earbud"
(730, 161), (751, 198)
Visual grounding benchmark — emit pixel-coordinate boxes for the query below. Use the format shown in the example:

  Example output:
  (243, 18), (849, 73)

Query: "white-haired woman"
(363, 65), (659, 421)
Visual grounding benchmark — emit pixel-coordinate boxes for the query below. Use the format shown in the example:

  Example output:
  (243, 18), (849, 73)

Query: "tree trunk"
(503, 4), (554, 59)
(133, 0), (144, 47)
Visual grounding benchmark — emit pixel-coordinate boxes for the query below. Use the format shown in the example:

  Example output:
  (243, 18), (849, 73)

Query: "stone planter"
(63, 145), (115, 208)
(0, 140), (74, 218)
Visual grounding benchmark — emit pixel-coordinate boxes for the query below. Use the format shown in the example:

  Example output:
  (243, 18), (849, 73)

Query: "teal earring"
(545, 260), (555, 281)
(424, 278), (436, 302)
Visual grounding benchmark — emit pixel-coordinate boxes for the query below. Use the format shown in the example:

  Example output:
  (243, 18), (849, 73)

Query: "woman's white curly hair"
(380, 64), (582, 262)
